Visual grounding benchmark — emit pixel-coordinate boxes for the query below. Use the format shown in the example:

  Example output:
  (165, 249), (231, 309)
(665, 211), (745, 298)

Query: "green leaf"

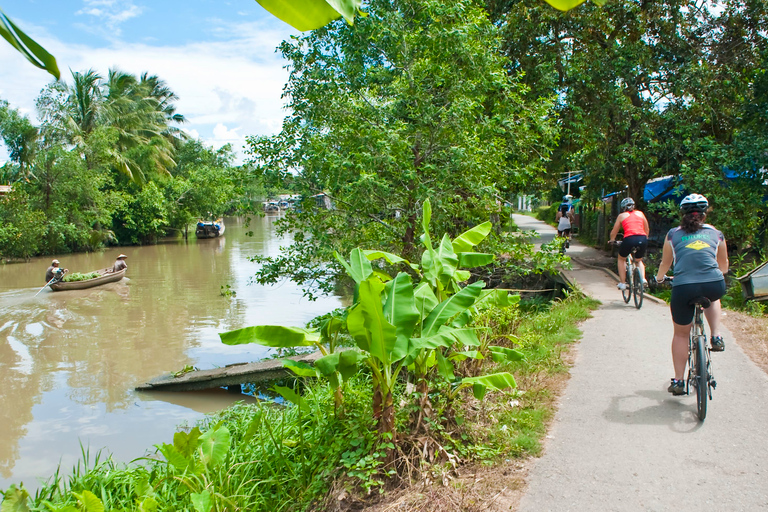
(0, 485), (30, 512)
(0, 9), (60, 79)
(71, 491), (103, 512)
(157, 443), (193, 472)
(383, 272), (420, 348)
(219, 325), (320, 347)
(421, 198), (432, 250)
(458, 252), (494, 268)
(198, 424), (231, 467)
(422, 281), (485, 337)
(541, 0), (588, 10)
(282, 359), (318, 377)
(138, 497), (159, 512)
(173, 427), (202, 458)
(352, 277), (399, 364)
(320, 316), (345, 341)
(461, 372), (517, 399)
(255, 0), (356, 31)
(273, 385), (310, 413)
(454, 270), (471, 282)
(347, 248), (373, 284)
(242, 412), (263, 444)
(448, 350), (483, 361)
(314, 350), (365, 379)
(452, 222), (492, 253)
(190, 491), (212, 512)
(364, 250), (419, 271)
(489, 346), (525, 363)
(435, 350), (455, 380)
(414, 281), (440, 319)
(436, 234), (459, 284)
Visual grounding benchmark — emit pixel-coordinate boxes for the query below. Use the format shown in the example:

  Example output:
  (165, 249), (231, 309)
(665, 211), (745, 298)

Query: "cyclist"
(555, 195), (575, 248)
(609, 197), (649, 291)
(654, 194), (729, 396)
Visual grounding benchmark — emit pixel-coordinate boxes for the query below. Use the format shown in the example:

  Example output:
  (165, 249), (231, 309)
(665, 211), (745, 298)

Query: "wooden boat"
(49, 268), (127, 291)
(196, 218), (225, 238)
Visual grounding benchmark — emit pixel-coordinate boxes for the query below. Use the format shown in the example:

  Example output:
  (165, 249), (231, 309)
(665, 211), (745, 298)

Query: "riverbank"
(0, 291), (597, 511)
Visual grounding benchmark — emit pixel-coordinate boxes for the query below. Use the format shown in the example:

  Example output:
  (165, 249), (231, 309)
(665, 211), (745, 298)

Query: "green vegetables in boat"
(62, 272), (100, 282)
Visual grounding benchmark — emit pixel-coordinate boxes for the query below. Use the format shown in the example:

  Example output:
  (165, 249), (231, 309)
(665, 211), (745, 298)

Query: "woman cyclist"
(609, 197), (649, 290)
(654, 194), (729, 396)
(555, 195), (575, 248)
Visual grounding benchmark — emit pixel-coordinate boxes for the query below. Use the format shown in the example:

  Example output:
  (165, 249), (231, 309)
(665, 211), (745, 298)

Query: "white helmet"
(680, 194), (708, 214)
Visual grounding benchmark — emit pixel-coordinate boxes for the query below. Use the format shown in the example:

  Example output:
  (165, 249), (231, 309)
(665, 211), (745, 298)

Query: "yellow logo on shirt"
(686, 240), (710, 250)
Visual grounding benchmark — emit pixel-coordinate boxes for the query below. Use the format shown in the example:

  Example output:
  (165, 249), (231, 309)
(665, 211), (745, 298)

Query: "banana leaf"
(219, 325), (320, 347)
(0, 9), (60, 79)
(451, 221), (492, 253)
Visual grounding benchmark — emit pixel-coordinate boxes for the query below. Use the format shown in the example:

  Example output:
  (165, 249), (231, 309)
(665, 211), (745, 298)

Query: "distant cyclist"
(654, 194), (729, 396)
(609, 197), (649, 291)
(556, 195), (575, 248)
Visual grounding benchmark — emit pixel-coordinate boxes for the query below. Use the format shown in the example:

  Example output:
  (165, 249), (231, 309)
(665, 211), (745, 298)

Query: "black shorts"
(670, 280), (726, 325)
(619, 235), (647, 258)
(558, 229), (571, 236)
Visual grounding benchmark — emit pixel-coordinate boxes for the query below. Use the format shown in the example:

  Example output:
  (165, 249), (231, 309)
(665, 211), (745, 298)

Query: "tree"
(0, 98), (39, 180)
(248, 0), (556, 298)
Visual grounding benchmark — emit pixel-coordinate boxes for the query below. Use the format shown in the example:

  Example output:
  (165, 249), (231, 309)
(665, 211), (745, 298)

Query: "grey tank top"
(667, 225), (724, 286)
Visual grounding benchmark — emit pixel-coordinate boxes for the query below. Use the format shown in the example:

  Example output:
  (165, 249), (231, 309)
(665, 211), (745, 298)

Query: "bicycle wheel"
(694, 333), (708, 421)
(632, 266), (644, 309)
(622, 261), (631, 303)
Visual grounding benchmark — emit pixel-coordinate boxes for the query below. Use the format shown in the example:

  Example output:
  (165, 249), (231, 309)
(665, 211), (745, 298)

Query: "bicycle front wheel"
(694, 335), (708, 421)
(633, 267), (644, 309)
(622, 264), (631, 303)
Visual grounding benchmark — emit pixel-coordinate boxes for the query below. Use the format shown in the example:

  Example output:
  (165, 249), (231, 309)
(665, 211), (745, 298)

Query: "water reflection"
(0, 216), (342, 486)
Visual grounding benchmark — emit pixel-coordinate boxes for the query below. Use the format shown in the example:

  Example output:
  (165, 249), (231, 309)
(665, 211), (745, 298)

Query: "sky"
(0, 0), (299, 163)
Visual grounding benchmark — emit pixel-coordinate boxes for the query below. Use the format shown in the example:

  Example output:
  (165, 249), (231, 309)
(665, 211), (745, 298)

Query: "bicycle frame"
(687, 302), (714, 421)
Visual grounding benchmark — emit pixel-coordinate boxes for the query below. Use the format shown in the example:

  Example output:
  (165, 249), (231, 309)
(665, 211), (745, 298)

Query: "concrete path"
(512, 214), (768, 512)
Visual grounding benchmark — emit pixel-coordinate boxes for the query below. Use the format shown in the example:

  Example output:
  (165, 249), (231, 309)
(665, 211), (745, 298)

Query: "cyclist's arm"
(655, 236), (674, 282)
(717, 238), (729, 274)
(608, 213), (624, 242)
(641, 211), (650, 236)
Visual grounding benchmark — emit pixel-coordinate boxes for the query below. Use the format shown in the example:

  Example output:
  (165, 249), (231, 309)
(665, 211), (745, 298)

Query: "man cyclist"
(654, 194), (728, 396)
(555, 195), (575, 248)
(609, 197), (649, 290)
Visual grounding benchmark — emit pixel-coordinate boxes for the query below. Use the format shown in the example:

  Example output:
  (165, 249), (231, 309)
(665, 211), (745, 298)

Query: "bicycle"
(660, 276), (716, 421)
(611, 241), (644, 309)
(688, 295), (717, 421)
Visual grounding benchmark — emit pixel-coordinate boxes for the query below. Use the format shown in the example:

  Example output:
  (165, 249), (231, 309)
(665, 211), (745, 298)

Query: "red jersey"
(621, 210), (646, 237)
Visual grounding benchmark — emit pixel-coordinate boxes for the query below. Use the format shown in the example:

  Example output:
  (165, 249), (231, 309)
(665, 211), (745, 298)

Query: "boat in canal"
(49, 268), (127, 291)
(196, 218), (225, 238)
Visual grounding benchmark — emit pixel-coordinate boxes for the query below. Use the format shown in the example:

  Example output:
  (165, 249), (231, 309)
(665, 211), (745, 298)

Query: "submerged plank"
(135, 351), (323, 392)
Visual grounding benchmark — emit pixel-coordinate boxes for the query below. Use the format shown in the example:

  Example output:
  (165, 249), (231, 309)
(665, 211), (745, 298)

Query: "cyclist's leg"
(703, 300), (722, 338)
(629, 236), (648, 283)
(672, 322), (691, 380)
(617, 255), (627, 283)
(670, 284), (696, 380)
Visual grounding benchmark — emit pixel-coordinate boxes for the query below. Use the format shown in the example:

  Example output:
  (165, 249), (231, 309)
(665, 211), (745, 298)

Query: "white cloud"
(75, 0), (144, 36)
(0, 18), (294, 162)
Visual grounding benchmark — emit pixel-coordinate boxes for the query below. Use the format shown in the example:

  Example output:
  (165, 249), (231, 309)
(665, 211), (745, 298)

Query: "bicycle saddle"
(689, 296), (712, 308)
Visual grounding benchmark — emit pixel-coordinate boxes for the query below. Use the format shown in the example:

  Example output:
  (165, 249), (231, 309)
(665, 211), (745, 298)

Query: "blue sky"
(0, 0), (299, 162)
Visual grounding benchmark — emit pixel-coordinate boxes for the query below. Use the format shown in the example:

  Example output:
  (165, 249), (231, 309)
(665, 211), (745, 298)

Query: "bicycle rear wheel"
(633, 266), (644, 309)
(694, 335), (708, 421)
(622, 262), (631, 303)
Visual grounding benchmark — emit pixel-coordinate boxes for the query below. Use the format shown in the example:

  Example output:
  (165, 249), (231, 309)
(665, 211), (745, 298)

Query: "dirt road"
(513, 214), (768, 511)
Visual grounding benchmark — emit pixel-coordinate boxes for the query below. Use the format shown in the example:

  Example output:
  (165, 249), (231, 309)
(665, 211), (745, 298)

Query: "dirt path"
(512, 214), (768, 511)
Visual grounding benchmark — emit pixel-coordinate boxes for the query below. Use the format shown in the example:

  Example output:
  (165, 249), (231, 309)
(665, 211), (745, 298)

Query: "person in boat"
(110, 254), (128, 273)
(45, 259), (68, 283)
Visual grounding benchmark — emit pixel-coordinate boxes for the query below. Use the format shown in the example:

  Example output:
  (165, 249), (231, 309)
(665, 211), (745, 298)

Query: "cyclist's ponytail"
(680, 211), (705, 233)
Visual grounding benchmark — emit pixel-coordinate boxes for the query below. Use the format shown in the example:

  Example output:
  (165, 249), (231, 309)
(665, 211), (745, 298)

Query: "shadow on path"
(603, 389), (704, 432)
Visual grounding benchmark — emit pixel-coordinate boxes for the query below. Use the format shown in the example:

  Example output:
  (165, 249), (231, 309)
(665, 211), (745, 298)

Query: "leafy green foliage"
(248, 0), (556, 298)
(62, 272), (99, 282)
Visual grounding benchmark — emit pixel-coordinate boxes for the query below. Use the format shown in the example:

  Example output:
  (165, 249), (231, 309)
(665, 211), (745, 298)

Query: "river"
(0, 216), (343, 490)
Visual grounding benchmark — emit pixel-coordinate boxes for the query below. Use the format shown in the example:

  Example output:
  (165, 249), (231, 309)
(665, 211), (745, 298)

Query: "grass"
(1, 293), (598, 512)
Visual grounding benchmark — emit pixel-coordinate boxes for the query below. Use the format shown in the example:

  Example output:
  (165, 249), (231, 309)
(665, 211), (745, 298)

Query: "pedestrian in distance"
(555, 195), (576, 249)
(609, 197), (650, 290)
(654, 194), (729, 396)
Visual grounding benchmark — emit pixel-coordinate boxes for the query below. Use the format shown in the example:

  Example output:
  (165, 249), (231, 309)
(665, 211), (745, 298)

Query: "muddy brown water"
(0, 216), (343, 489)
